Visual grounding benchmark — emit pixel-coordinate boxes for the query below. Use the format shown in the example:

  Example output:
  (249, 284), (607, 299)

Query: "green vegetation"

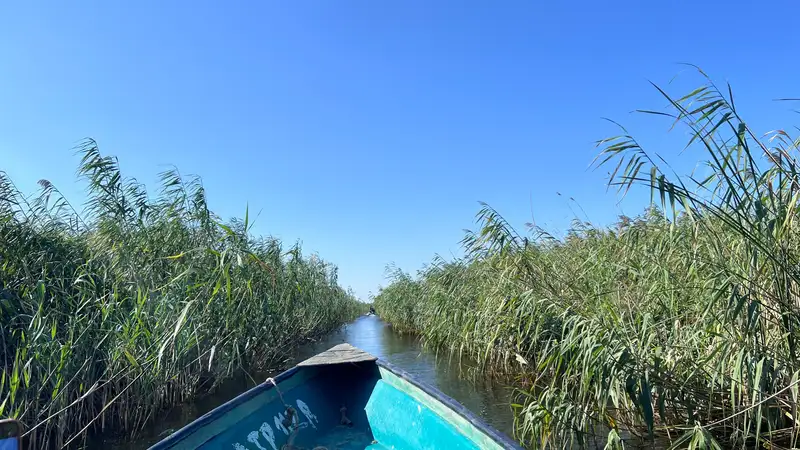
(0, 141), (364, 448)
(374, 70), (800, 449)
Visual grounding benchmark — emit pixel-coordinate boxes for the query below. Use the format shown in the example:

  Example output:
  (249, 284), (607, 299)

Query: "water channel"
(103, 314), (516, 449)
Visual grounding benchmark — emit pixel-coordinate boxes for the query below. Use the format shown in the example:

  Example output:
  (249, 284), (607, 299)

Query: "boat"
(0, 419), (22, 450)
(151, 343), (522, 449)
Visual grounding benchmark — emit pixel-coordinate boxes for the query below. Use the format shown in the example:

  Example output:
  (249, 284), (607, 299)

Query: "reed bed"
(0, 141), (364, 448)
(374, 70), (800, 449)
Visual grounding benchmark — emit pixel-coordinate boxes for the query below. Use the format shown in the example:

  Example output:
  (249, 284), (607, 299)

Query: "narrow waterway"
(103, 314), (515, 449)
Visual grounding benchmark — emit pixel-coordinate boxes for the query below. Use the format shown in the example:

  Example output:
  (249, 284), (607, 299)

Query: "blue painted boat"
(151, 343), (522, 450)
(0, 419), (22, 450)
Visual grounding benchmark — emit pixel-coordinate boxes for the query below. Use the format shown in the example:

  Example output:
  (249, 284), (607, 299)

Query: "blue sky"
(2, 1), (799, 299)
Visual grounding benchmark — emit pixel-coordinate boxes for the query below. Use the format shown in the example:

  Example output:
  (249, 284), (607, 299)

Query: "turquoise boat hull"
(151, 344), (521, 450)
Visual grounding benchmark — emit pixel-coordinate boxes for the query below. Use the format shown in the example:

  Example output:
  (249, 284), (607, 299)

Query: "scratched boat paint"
(150, 344), (522, 450)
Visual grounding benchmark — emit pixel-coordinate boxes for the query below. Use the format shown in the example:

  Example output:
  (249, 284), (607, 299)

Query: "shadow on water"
(98, 315), (515, 449)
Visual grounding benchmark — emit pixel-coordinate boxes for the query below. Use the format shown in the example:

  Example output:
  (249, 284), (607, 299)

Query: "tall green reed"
(0, 140), (364, 448)
(374, 69), (800, 449)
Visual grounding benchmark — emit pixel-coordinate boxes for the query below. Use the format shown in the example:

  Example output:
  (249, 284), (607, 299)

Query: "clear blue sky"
(2, 1), (799, 299)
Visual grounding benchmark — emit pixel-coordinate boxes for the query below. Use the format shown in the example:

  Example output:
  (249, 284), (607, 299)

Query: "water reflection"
(100, 315), (515, 449)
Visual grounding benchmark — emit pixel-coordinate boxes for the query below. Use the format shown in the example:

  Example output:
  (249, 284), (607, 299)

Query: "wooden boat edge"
(375, 359), (523, 450)
(148, 366), (301, 450)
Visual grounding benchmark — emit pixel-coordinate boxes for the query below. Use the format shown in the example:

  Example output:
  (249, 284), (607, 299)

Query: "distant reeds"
(0, 141), (364, 448)
(374, 69), (800, 449)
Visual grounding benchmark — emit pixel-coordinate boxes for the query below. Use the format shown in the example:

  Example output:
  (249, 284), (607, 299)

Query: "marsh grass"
(374, 69), (800, 449)
(0, 141), (364, 448)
